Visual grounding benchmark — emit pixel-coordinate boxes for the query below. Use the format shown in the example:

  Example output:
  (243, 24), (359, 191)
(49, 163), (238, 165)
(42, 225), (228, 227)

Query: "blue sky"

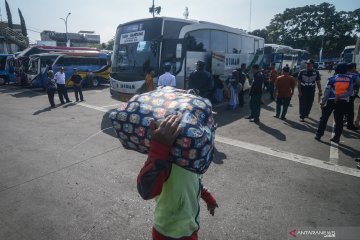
(1, 0), (359, 44)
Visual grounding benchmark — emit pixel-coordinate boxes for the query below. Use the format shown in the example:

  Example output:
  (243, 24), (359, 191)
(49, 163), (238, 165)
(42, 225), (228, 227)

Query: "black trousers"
(299, 87), (315, 118)
(47, 88), (56, 107)
(74, 85), (84, 101)
(316, 99), (348, 140)
(238, 89), (244, 106)
(346, 96), (355, 127)
(57, 84), (70, 103)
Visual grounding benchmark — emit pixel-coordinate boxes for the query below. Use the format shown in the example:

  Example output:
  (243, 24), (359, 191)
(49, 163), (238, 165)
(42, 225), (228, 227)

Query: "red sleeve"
(137, 141), (172, 200)
(201, 185), (217, 206)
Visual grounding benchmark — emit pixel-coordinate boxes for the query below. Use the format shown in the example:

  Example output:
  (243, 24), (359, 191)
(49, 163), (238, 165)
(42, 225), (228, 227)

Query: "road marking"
(216, 135), (360, 178)
(101, 104), (121, 108)
(329, 121), (339, 165)
(77, 102), (108, 112)
(76, 102), (360, 178)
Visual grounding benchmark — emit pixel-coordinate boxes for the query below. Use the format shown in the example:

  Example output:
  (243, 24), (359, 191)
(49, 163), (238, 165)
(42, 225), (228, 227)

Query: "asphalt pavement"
(0, 71), (359, 240)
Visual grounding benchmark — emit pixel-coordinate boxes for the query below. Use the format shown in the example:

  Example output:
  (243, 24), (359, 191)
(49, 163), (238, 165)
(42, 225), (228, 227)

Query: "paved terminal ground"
(0, 70), (359, 240)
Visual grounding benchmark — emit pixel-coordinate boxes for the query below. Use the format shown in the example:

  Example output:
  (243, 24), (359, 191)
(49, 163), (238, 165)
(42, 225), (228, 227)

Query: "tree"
(106, 38), (114, 50)
(249, 2), (360, 58)
(5, 0), (13, 29)
(18, 8), (27, 37)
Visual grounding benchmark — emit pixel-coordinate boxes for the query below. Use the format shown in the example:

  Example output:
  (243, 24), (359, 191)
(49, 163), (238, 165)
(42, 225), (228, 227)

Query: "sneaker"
(66, 100), (72, 103)
(245, 116), (254, 119)
(314, 135), (321, 141)
(330, 137), (340, 143)
(250, 118), (260, 123)
(300, 118), (305, 122)
(274, 115), (279, 118)
(280, 117), (287, 120)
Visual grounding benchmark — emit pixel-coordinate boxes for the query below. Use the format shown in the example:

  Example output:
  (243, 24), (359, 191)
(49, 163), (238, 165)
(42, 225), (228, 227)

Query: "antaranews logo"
(289, 229), (297, 237)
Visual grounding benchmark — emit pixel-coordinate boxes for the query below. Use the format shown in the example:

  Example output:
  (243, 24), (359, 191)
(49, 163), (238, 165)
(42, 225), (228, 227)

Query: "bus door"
(160, 39), (186, 88)
(184, 51), (209, 90)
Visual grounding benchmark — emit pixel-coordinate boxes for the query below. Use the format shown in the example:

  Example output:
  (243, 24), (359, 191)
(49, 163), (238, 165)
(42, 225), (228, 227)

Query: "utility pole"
(249, 0), (252, 32)
(149, 0), (161, 17)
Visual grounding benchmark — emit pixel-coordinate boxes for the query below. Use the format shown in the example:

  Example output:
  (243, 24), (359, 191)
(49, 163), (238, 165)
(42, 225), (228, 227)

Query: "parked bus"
(110, 17), (264, 101)
(0, 54), (16, 85)
(340, 45), (355, 63)
(27, 51), (111, 88)
(354, 38), (360, 72)
(15, 45), (99, 73)
(262, 44), (299, 73)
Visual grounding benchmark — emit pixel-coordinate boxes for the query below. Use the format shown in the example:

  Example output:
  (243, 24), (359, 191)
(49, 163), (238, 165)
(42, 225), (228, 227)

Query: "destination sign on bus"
(120, 30), (145, 44)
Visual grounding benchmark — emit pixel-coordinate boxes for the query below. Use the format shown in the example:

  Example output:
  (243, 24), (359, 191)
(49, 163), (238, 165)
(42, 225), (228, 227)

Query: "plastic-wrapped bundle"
(109, 86), (216, 174)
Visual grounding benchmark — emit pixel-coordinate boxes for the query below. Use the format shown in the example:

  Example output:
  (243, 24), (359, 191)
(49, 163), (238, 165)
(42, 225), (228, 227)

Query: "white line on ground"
(77, 102), (108, 112)
(329, 121), (339, 165)
(76, 102), (360, 178)
(101, 104), (121, 108)
(216, 135), (360, 178)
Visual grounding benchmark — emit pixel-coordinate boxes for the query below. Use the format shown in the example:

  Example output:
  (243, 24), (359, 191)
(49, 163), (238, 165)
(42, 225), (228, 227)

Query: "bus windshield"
(112, 18), (162, 81)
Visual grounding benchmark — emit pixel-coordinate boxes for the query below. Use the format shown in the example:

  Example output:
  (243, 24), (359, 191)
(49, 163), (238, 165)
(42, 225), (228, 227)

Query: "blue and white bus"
(0, 54), (16, 85)
(27, 51), (111, 88)
(110, 17), (264, 101)
(262, 44), (299, 73)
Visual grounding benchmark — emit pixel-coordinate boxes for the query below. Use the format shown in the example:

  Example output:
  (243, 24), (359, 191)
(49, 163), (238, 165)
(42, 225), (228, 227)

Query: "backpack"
(109, 86), (216, 174)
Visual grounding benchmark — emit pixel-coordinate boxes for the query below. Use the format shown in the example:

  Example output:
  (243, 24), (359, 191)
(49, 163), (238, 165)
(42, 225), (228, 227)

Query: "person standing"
(274, 66), (296, 120)
(70, 68), (84, 102)
(158, 64), (176, 87)
(188, 60), (213, 98)
(237, 63), (247, 107)
(297, 59), (322, 122)
(137, 115), (218, 240)
(54, 67), (71, 104)
(269, 63), (278, 100)
(145, 68), (155, 92)
(46, 70), (57, 108)
(246, 64), (264, 123)
(315, 63), (353, 143)
(345, 63), (360, 130)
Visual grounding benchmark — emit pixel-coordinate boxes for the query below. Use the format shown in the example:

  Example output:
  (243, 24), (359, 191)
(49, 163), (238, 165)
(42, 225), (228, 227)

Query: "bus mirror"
(176, 44), (182, 58)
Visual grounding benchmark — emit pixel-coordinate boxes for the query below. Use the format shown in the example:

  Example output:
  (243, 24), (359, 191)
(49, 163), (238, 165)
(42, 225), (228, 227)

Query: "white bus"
(110, 17), (264, 101)
(340, 45), (355, 63)
(262, 44), (299, 73)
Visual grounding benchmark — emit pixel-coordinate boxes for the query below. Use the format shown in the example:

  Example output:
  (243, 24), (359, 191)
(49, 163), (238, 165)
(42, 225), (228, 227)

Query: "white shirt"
(158, 72), (176, 87)
(54, 71), (66, 84)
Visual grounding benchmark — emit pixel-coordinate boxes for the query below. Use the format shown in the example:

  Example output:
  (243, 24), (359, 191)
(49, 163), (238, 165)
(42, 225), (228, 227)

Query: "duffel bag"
(109, 86), (216, 174)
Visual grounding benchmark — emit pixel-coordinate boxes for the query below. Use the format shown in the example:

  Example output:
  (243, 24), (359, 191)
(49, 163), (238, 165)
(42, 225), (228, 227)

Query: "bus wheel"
(0, 77), (5, 85)
(92, 78), (100, 87)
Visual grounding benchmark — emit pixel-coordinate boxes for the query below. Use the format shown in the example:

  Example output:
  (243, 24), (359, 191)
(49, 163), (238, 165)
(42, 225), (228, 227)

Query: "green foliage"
(5, 0), (13, 29)
(18, 8), (27, 37)
(249, 2), (360, 58)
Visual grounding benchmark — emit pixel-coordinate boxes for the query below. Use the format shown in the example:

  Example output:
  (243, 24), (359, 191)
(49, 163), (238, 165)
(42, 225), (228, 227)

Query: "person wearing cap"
(70, 68), (84, 102)
(297, 59), (322, 121)
(345, 63), (360, 130)
(246, 64), (264, 123)
(314, 63), (353, 143)
(274, 66), (296, 120)
(54, 67), (72, 104)
(46, 70), (57, 108)
(158, 64), (176, 87)
(188, 60), (212, 98)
